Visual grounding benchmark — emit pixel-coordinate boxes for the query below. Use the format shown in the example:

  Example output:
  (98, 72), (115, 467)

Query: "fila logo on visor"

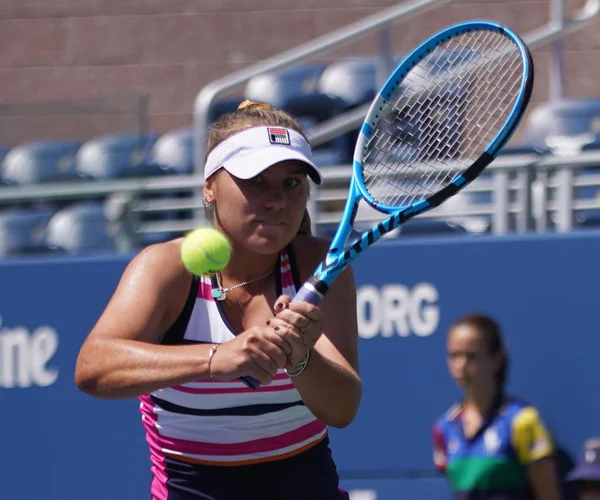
(267, 127), (291, 145)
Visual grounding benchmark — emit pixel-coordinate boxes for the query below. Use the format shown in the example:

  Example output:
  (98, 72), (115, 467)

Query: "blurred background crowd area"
(2, 0), (600, 256)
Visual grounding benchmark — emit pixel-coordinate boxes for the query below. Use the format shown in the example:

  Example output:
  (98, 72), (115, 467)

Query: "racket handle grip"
(240, 375), (261, 389)
(292, 277), (328, 306)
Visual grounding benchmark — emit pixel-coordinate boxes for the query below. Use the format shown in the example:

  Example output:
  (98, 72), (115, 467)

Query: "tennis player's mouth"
(255, 220), (285, 226)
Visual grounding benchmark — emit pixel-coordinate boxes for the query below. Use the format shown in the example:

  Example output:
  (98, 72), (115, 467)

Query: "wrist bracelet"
(285, 350), (311, 378)
(208, 344), (219, 379)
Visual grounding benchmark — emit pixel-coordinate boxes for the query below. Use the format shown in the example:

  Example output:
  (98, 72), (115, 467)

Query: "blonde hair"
(206, 99), (313, 236)
(207, 100), (308, 155)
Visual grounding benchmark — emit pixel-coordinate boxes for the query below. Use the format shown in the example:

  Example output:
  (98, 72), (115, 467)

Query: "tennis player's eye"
(284, 177), (302, 188)
(248, 175), (265, 185)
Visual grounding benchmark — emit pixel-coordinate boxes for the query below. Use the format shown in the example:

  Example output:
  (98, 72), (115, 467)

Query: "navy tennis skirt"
(157, 438), (350, 500)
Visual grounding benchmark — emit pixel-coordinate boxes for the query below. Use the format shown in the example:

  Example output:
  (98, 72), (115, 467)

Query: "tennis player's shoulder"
(437, 403), (461, 423)
(123, 237), (190, 288)
(292, 234), (331, 263)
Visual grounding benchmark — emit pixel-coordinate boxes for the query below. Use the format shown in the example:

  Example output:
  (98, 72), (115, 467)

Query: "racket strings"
(362, 28), (524, 209)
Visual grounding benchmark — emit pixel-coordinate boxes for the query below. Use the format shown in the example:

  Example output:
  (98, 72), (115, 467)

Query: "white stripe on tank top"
(139, 247), (327, 470)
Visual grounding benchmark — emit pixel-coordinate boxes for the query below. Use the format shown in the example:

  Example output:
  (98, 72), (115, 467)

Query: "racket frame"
(314, 20), (534, 289)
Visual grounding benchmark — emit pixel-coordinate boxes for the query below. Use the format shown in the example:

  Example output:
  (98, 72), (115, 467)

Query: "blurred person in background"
(74, 100), (361, 500)
(567, 438), (600, 500)
(432, 313), (563, 500)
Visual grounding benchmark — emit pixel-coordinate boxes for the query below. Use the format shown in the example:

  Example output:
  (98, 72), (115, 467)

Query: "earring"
(203, 198), (215, 208)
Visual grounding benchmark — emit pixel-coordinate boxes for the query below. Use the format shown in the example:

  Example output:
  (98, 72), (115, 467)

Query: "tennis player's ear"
(274, 295), (291, 311)
(203, 177), (216, 203)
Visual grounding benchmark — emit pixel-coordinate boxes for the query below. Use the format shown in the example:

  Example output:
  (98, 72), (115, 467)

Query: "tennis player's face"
(205, 160), (309, 254)
(447, 325), (501, 392)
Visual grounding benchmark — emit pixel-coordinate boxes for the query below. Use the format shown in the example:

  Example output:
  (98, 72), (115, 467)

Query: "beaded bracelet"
(285, 350), (311, 378)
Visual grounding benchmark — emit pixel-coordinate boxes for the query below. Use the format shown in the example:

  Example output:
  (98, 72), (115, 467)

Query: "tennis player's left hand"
(269, 295), (322, 368)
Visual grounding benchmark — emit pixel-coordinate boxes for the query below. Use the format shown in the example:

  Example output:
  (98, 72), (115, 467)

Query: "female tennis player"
(433, 313), (563, 500)
(74, 100), (361, 500)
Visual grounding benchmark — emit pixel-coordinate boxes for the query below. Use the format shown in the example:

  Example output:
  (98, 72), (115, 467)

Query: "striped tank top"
(139, 246), (331, 498)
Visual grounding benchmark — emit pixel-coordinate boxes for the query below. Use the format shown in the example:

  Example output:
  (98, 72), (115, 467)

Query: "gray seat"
(0, 208), (55, 257)
(525, 99), (600, 154)
(244, 63), (328, 108)
(1, 140), (83, 185)
(75, 133), (165, 179)
(280, 93), (350, 166)
(208, 97), (243, 124)
(151, 127), (194, 175)
(318, 57), (381, 109)
(46, 202), (118, 254)
(397, 218), (469, 237)
(0, 145), (10, 163)
(525, 99), (600, 225)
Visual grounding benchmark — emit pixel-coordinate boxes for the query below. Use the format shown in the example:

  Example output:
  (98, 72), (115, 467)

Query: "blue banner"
(1, 231), (599, 499)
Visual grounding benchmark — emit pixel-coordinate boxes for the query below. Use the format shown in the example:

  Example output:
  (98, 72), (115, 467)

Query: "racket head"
(353, 20), (534, 215)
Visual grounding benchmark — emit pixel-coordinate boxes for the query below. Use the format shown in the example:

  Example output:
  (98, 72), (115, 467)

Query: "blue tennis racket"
(242, 20), (533, 389)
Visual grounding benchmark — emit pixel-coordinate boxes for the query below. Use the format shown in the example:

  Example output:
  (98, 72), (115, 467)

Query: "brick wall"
(1, 0), (598, 146)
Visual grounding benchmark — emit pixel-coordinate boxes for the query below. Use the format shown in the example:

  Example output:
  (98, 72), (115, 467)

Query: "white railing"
(2, 149), (599, 240)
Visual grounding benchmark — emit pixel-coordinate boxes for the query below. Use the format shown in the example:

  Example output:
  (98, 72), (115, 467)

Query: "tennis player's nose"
(264, 188), (286, 209)
(453, 355), (467, 373)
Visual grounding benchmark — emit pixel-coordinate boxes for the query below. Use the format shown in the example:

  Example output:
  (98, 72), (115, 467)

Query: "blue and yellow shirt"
(433, 398), (554, 500)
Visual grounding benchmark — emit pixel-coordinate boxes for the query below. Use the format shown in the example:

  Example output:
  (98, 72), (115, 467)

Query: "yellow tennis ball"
(180, 227), (231, 276)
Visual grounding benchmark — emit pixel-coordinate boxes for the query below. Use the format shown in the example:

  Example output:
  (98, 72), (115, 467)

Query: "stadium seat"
(0, 147), (10, 186)
(0, 145), (10, 163)
(208, 97), (243, 124)
(396, 218), (469, 237)
(151, 127), (194, 175)
(525, 98), (600, 154)
(574, 212), (600, 229)
(317, 57), (380, 109)
(244, 62), (328, 108)
(104, 190), (187, 248)
(280, 92), (351, 166)
(75, 133), (167, 179)
(46, 202), (118, 254)
(0, 207), (55, 257)
(319, 218), (469, 240)
(1, 140), (83, 185)
(525, 100), (600, 226)
(148, 128), (201, 241)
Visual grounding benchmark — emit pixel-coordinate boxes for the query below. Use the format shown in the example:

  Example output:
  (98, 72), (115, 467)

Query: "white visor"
(204, 126), (322, 185)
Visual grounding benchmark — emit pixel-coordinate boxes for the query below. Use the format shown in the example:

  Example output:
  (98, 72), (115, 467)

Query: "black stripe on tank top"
(274, 248), (283, 297)
(151, 394), (306, 417)
(286, 243), (302, 292)
(161, 275), (201, 346)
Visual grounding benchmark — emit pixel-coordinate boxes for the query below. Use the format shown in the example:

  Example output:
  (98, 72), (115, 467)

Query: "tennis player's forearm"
(75, 338), (212, 400)
(292, 348), (362, 428)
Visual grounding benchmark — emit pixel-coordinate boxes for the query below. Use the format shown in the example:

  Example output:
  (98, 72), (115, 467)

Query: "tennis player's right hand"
(208, 327), (293, 385)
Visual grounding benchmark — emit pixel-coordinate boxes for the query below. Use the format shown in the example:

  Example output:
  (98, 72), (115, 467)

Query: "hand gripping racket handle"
(240, 277), (330, 388)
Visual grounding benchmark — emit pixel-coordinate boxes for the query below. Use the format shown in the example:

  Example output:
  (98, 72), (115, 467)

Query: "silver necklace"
(212, 267), (276, 301)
